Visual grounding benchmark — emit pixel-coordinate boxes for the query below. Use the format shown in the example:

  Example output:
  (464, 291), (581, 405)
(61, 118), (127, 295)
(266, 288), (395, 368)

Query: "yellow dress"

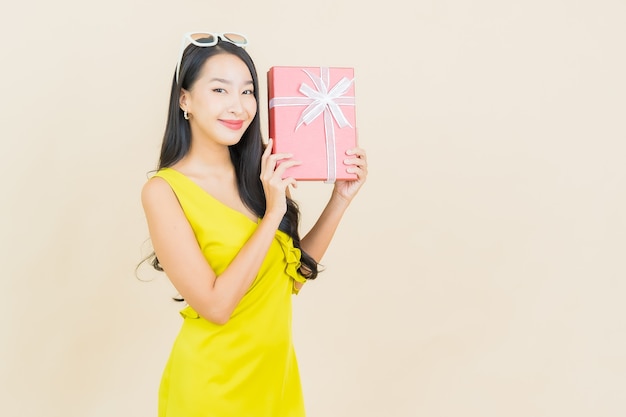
(154, 168), (307, 417)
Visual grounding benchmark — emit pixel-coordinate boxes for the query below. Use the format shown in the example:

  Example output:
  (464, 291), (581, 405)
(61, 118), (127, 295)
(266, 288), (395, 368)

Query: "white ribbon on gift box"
(269, 67), (355, 183)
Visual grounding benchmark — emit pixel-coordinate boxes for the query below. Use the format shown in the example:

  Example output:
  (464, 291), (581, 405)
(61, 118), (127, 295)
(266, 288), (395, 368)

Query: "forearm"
(300, 193), (351, 263)
(206, 213), (283, 322)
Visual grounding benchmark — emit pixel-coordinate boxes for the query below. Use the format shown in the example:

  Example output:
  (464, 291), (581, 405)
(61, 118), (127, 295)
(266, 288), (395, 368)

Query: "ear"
(179, 88), (190, 113)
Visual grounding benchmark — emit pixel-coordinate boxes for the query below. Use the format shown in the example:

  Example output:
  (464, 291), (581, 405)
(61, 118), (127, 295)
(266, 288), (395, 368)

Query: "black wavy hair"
(144, 39), (319, 281)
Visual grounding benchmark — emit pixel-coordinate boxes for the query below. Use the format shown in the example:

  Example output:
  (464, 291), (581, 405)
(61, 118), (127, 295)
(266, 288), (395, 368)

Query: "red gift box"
(267, 66), (357, 182)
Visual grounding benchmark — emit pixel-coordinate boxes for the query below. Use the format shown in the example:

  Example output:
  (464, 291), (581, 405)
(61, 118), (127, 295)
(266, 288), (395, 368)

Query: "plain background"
(1, 0), (625, 416)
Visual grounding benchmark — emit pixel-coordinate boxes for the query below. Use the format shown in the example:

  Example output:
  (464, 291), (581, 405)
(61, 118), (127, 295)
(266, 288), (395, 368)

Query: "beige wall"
(2, 0), (625, 416)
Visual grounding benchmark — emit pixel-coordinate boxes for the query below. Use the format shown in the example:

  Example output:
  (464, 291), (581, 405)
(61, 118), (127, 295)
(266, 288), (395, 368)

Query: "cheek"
(246, 98), (257, 117)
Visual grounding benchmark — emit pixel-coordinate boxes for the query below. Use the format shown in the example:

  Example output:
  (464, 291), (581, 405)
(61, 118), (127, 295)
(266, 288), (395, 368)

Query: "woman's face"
(180, 53), (257, 147)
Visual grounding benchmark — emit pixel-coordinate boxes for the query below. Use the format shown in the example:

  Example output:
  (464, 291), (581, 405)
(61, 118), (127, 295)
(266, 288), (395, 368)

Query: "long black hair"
(145, 39), (318, 280)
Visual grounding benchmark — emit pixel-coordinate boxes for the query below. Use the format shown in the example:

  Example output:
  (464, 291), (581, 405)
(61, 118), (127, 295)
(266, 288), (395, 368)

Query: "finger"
(343, 156), (366, 167)
(346, 165), (361, 175)
(270, 152), (295, 161)
(283, 177), (298, 189)
(344, 154), (368, 171)
(346, 165), (367, 179)
(346, 147), (365, 157)
(263, 153), (294, 177)
(276, 159), (302, 172)
(274, 159), (301, 178)
(262, 139), (273, 159)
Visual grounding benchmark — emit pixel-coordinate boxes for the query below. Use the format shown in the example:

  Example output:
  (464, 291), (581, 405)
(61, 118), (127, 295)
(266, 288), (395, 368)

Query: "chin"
(222, 135), (245, 146)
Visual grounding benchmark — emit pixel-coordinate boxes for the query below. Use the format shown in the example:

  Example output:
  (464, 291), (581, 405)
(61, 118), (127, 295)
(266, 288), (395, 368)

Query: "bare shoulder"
(141, 176), (180, 216)
(142, 176), (172, 202)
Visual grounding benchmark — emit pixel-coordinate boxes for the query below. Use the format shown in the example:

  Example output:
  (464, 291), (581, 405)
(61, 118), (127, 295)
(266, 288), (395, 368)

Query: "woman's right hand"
(260, 139), (301, 220)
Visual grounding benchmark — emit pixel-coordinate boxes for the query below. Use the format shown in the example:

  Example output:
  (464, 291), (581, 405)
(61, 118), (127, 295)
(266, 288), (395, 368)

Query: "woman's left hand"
(332, 147), (368, 203)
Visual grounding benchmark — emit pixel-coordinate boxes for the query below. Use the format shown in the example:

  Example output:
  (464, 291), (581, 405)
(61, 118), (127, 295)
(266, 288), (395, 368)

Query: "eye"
(213, 88), (226, 93)
(242, 89), (254, 95)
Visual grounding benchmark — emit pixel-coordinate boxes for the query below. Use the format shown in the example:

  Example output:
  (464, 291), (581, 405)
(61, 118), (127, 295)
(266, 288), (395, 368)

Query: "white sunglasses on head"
(175, 32), (248, 84)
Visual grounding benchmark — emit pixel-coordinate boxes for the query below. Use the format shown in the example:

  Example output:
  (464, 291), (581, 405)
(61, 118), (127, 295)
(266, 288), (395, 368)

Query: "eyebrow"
(209, 77), (254, 85)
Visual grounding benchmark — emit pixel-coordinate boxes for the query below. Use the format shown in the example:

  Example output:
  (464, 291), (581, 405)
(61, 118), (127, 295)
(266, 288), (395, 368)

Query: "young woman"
(141, 32), (367, 417)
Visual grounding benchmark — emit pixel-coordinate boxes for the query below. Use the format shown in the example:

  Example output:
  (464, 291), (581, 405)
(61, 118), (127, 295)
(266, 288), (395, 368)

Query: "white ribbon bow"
(295, 69), (355, 130)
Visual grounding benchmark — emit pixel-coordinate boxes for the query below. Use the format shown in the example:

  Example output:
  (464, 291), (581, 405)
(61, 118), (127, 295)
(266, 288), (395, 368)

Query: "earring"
(183, 110), (189, 120)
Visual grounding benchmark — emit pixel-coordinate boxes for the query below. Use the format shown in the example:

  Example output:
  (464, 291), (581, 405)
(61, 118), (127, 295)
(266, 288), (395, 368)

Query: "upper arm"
(141, 177), (217, 311)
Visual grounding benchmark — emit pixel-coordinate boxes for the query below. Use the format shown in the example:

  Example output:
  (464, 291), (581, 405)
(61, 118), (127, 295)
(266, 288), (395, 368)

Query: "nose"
(228, 95), (245, 116)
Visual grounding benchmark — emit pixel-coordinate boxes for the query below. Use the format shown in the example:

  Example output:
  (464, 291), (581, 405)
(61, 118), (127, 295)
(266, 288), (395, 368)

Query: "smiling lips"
(219, 119), (244, 130)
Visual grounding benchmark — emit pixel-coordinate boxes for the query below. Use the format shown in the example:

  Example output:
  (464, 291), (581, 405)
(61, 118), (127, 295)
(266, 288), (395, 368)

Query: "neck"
(178, 137), (234, 178)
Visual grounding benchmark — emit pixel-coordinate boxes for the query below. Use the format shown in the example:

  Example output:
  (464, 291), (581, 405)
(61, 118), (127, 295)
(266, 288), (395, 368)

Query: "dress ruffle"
(275, 231), (307, 284)
(180, 305), (200, 319)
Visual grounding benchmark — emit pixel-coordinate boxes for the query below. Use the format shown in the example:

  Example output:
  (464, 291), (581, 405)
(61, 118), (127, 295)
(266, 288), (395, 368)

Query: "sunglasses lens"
(222, 33), (248, 46)
(190, 33), (217, 44)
